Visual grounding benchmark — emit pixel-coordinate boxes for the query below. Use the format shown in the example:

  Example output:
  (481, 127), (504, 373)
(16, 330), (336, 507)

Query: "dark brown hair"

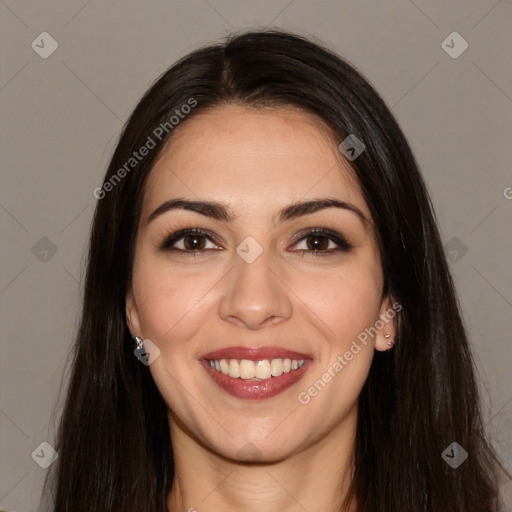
(43, 29), (507, 511)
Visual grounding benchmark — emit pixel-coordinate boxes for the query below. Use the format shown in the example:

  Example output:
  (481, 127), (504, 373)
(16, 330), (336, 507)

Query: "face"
(126, 104), (396, 462)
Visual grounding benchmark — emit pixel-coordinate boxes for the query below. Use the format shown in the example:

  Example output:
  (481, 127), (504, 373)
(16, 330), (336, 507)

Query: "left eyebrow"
(276, 198), (369, 228)
(145, 197), (370, 228)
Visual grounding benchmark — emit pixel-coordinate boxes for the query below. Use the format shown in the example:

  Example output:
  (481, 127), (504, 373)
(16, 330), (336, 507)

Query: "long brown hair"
(42, 29), (507, 511)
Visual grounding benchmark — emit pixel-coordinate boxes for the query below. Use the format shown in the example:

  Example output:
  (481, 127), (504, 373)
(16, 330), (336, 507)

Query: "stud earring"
(133, 336), (144, 350)
(384, 332), (394, 347)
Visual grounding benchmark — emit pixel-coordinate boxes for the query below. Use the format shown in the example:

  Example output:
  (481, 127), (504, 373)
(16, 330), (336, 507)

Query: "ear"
(125, 283), (142, 338)
(374, 295), (399, 352)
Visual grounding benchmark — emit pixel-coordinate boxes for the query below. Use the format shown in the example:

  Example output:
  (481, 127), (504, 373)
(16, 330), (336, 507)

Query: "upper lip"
(200, 346), (312, 361)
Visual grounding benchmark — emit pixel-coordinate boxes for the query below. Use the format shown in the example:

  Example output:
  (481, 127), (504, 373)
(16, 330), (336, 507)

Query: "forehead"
(142, 104), (368, 219)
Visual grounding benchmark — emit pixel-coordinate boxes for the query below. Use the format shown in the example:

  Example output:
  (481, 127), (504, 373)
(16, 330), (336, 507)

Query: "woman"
(43, 30), (508, 511)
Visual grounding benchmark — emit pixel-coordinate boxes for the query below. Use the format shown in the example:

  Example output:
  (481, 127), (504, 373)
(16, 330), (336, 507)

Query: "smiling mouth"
(200, 355), (311, 400)
(207, 358), (306, 380)
(200, 346), (313, 399)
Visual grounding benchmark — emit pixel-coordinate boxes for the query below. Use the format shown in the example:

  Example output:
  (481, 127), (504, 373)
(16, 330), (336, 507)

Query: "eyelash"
(158, 226), (353, 257)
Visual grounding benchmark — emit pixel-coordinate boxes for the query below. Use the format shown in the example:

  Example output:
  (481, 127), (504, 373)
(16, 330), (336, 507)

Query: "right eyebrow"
(146, 198), (234, 226)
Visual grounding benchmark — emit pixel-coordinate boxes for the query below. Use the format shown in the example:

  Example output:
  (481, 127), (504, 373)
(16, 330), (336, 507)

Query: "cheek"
(295, 270), (381, 422)
(131, 252), (223, 350)
(298, 265), (383, 346)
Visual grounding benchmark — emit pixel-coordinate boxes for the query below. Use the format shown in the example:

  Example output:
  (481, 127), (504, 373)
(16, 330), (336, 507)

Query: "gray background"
(1, 1), (511, 510)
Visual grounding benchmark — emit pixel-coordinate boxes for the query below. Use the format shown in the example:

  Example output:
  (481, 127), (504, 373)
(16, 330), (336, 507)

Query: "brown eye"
(291, 228), (353, 255)
(304, 235), (330, 251)
(160, 228), (221, 253)
(182, 234), (207, 251)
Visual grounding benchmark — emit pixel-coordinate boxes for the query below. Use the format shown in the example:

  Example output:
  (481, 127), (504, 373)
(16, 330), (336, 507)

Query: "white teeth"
(228, 359), (240, 378)
(255, 360), (271, 379)
(270, 358), (283, 377)
(208, 358), (305, 380)
(219, 359), (229, 375)
(240, 359), (256, 379)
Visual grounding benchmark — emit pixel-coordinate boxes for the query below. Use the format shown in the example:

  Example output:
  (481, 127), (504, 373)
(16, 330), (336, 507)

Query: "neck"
(166, 405), (359, 512)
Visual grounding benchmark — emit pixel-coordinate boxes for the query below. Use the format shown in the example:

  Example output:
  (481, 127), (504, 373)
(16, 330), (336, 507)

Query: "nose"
(218, 249), (293, 330)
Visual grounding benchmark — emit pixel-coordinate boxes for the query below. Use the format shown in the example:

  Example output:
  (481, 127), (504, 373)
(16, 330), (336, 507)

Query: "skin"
(126, 104), (397, 511)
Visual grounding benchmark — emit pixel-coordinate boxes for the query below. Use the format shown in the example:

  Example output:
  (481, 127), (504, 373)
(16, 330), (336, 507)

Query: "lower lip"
(201, 360), (312, 400)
